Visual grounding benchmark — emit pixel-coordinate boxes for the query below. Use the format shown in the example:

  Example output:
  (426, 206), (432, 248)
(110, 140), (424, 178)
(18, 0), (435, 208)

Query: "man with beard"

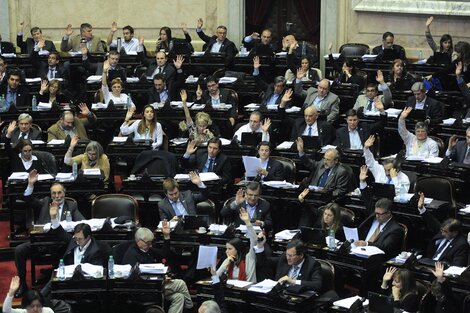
(47, 106), (96, 141)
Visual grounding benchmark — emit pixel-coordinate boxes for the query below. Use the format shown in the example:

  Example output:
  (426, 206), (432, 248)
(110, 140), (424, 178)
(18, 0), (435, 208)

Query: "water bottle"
(65, 211), (72, 231)
(240, 44), (247, 55)
(31, 95), (37, 111)
(145, 128), (150, 145)
(72, 160), (78, 178)
(328, 229), (336, 251)
(399, 183), (407, 203)
(0, 95), (5, 112)
(169, 40), (174, 52)
(301, 41), (306, 55)
(418, 50), (423, 61)
(108, 256), (115, 278)
(116, 37), (122, 52)
(126, 93), (132, 109)
(58, 259), (65, 280)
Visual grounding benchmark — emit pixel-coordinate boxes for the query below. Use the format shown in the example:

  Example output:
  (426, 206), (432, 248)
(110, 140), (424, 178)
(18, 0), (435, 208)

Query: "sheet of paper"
(38, 102), (52, 110)
(92, 103), (107, 109)
(83, 168), (101, 175)
(30, 140), (45, 145)
(114, 264), (132, 277)
(220, 138), (231, 146)
(333, 296), (369, 309)
(248, 279), (278, 293)
(442, 118), (456, 125)
(55, 172), (74, 181)
(218, 77), (237, 84)
(276, 141), (294, 150)
(113, 136), (128, 143)
(242, 156), (262, 177)
(81, 263), (104, 277)
(237, 225), (262, 233)
(444, 266), (467, 276)
(48, 139), (65, 145)
(351, 245), (385, 257)
(9, 172), (29, 180)
(158, 220), (178, 230)
(126, 77), (139, 83)
(274, 229), (300, 241)
(226, 280), (253, 288)
(323, 53), (341, 59)
(139, 263), (168, 274)
(37, 174), (54, 181)
(25, 77), (42, 83)
(208, 224), (228, 233)
(87, 75), (102, 82)
(343, 226), (359, 242)
(285, 106), (301, 113)
(196, 245), (218, 269)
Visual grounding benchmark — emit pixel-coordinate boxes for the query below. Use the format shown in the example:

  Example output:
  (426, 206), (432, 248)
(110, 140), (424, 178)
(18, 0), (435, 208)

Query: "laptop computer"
(301, 136), (321, 151)
(407, 108), (426, 121)
(183, 215), (209, 230)
(241, 132), (262, 147)
(372, 182), (395, 200)
(300, 227), (327, 247)
(430, 52), (451, 66)
(367, 291), (394, 313)
(381, 49), (400, 61)
(133, 139), (154, 145)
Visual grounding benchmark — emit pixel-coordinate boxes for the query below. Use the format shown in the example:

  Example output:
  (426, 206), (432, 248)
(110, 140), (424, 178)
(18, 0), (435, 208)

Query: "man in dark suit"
(355, 197), (404, 260)
(256, 239), (322, 292)
(14, 170), (85, 297)
(0, 34), (16, 54)
(147, 55), (185, 105)
(0, 56), (7, 86)
(243, 29), (277, 57)
(138, 47), (176, 83)
(220, 181), (272, 230)
(297, 142), (355, 199)
(372, 31), (407, 62)
(290, 106), (335, 145)
(0, 69), (30, 111)
(84, 50), (126, 82)
(17, 24), (56, 55)
(249, 141), (284, 181)
(196, 18), (238, 66)
(181, 137), (232, 185)
(253, 56), (292, 108)
(32, 51), (70, 85)
(158, 172), (208, 221)
(417, 192), (469, 267)
(0, 113), (42, 144)
(406, 82), (443, 125)
(334, 108), (386, 150)
(446, 128), (470, 164)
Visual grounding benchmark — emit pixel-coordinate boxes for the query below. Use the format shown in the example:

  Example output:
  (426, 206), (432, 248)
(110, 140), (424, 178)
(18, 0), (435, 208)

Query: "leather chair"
(32, 150), (58, 176)
(196, 199), (216, 224)
(339, 43), (370, 58)
(112, 240), (134, 265)
(415, 176), (456, 211)
(401, 170), (417, 192)
(91, 194), (139, 224)
(314, 259), (340, 311)
(429, 136), (445, 157)
(399, 222), (408, 251)
(340, 207), (355, 227)
(270, 156), (296, 183)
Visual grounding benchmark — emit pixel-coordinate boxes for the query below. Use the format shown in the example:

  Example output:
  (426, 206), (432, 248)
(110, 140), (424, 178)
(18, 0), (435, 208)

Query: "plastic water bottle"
(399, 183), (407, 203)
(58, 259), (65, 280)
(418, 50), (423, 61)
(301, 41), (306, 55)
(145, 128), (150, 145)
(65, 211), (72, 232)
(31, 95), (37, 111)
(116, 37), (122, 52)
(127, 93), (132, 109)
(108, 256), (115, 278)
(328, 229), (336, 251)
(72, 160), (78, 178)
(0, 95), (6, 112)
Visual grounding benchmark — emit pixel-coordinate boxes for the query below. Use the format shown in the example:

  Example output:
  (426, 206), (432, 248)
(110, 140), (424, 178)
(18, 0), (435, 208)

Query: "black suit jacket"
(448, 141), (469, 164)
(122, 240), (170, 266)
(334, 114), (386, 148)
(138, 51), (176, 83)
(180, 150), (232, 185)
(372, 44), (407, 62)
(261, 158), (284, 181)
(147, 70), (184, 105)
(290, 119), (335, 145)
(220, 198), (272, 230)
(158, 188), (208, 220)
(196, 88), (237, 119)
(0, 84), (30, 110)
(406, 95), (444, 125)
(197, 30), (238, 66)
(254, 74), (289, 108)
(0, 41), (16, 54)
(3, 135), (47, 175)
(16, 35), (56, 55)
(23, 193), (84, 225)
(1, 127), (42, 145)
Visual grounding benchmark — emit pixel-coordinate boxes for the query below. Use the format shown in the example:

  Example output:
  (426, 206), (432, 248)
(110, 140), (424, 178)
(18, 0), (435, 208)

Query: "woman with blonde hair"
(179, 89), (216, 144)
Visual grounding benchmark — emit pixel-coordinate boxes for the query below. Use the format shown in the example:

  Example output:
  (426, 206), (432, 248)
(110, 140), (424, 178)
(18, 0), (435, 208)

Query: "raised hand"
(235, 188), (245, 205)
(110, 21), (118, 33)
(180, 89), (188, 102)
(162, 219), (171, 239)
(125, 106), (136, 121)
(103, 59), (110, 72)
(280, 89), (293, 108)
(298, 188), (310, 203)
(81, 46), (88, 56)
(364, 135), (375, 149)
(296, 67), (306, 80)
(389, 167), (398, 178)
(7, 121), (17, 137)
(239, 207), (251, 224)
(253, 56), (261, 69)
(382, 266), (397, 283)
(251, 32), (260, 40)
(374, 96), (385, 112)
(185, 139), (198, 154)
(456, 61), (463, 76)
(173, 55), (185, 70)
(28, 169), (38, 186)
(70, 135), (80, 148)
(78, 103), (91, 116)
(376, 70), (385, 84)
(359, 165), (368, 182)
(138, 36), (144, 45)
(417, 191), (425, 209)
(261, 118), (271, 132)
(49, 200), (59, 219)
(431, 261), (445, 282)
(197, 18), (204, 29)
(257, 232), (266, 248)
(189, 171), (202, 185)
(40, 80), (49, 94)
(181, 23), (188, 34)
(426, 16), (434, 28)
(8, 276), (20, 296)
(195, 85), (203, 99)
(19, 21), (24, 31)
(448, 134), (458, 150)
(400, 107), (413, 119)
(37, 39), (45, 49)
(64, 24), (73, 36)
(296, 137), (304, 153)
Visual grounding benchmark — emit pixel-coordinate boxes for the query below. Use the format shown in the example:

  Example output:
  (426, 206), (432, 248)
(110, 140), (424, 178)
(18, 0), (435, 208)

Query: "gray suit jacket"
(449, 141), (469, 164)
(158, 188), (208, 220)
(24, 195), (84, 225)
(353, 86), (392, 113)
(295, 82), (340, 123)
(1, 127), (42, 144)
(61, 35), (104, 53)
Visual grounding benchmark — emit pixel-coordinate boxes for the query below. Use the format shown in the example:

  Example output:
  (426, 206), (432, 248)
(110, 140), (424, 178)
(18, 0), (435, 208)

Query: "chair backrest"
(398, 222), (408, 252)
(32, 150), (58, 176)
(92, 194), (139, 223)
(340, 207), (355, 227)
(196, 199), (216, 223)
(270, 156), (296, 183)
(32, 123), (42, 133)
(401, 170), (417, 192)
(317, 259), (335, 293)
(227, 88), (239, 119)
(112, 240), (134, 265)
(339, 43), (370, 58)
(415, 176), (456, 209)
(463, 293), (470, 313)
(429, 136), (445, 157)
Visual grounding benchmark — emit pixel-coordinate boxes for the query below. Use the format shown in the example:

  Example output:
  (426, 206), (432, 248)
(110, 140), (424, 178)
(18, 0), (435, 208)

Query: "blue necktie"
(318, 168), (330, 187)
(207, 157), (214, 172)
(308, 126), (312, 137)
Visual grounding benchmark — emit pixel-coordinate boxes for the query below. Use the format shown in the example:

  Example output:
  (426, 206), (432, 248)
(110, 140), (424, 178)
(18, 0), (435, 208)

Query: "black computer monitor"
(372, 182), (395, 200)
(367, 292), (394, 313)
(183, 215), (209, 230)
(300, 227), (327, 247)
(241, 132), (262, 147)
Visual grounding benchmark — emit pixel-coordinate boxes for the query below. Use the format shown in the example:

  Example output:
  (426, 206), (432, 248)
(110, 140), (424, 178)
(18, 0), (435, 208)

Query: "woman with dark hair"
(120, 104), (163, 149)
(37, 79), (70, 105)
(64, 136), (110, 181)
(430, 262), (460, 313)
(386, 59), (415, 91)
(286, 40), (320, 83)
(425, 16), (453, 55)
(156, 24), (192, 53)
(327, 43), (364, 86)
(3, 276), (54, 313)
(428, 41), (470, 89)
(381, 267), (420, 312)
(216, 208), (258, 283)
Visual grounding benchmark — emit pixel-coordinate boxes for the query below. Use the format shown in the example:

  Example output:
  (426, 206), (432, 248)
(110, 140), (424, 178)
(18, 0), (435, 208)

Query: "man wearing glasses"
(196, 18), (237, 66)
(123, 225), (193, 313)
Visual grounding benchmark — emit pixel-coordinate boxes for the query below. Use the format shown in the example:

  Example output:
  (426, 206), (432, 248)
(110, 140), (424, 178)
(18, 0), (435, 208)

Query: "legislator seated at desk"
(242, 29), (277, 57)
(220, 182), (272, 230)
(0, 114), (42, 145)
(138, 45), (176, 83)
(100, 59), (134, 106)
(295, 78), (340, 124)
(64, 137), (110, 181)
(3, 276), (54, 313)
(47, 106), (96, 141)
(60, 22), (105, 53)
(32, 51), (70, 87)
(398, 107), (439, 158)
(417, 192), (468, 267)
(158, 173), (209, 221)
(353, 70), (392, 115)
(233, 111), (271, 143)
(289, 106), (335, 145)
(385, 59), (415, 92)
(404, 82), (444, 125)
(297, 140), (355, 199)
(37, 79), (71, 105)
(85, 49), (126, 83)
(181, 137), (232, 185)
(244, 141), (284, 182)
(372, 31), (407, 62)
(17, 24), (56, 55)
(107, 23), (140, 54)
(122, 225), (193, 313)
(0, 69), (30, 112)
(334, 108), (386, 150)
(0, 56), (7, 85)
(379, 267), (420, 313)
(120, 105), (163, 150)
(147, 57), (185, 106)
(0, 35), (16, 54)
(446, 128), (470, 164)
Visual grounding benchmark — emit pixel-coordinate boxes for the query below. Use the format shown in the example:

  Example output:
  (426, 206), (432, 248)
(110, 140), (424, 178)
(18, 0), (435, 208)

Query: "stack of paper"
(69, 51), (82, 56)
(211, 103), (232, 110)
(30, 140), (45, 145)
(25, 78), (42, 83)
(351, 245), (385, 258)
(126, 77), (139, 83)
(423, 157), (443, 164)
(190, 103), (205, 110)
(38, 102), (52, 110)
(81, 263), (104, 278)
(320, 145), (337, 152)
(0, 53), (16, 58)
(248, 279), (278, 293)
(364, 111), (381, 117)
(87, 75), (102, 83)
(276, 141), (294, 150)
(92, 103), (107, 109)
(385, 108), (402, 117)
(8, 172), (29, 180)
(237, 225), (262, 233)
(208, 224), (228, 234)
(55, 172), (75, 181)
(444, 266), (467, 276)
(48, 139), (65, 145)
(114, 264), (132, 278)
(263, 180), (297, 189)
(227, 280), (253, 288)
(157, 220), (178, 230)
(220, 138), (231, 146)
(460, 205), (470, 214)
(83, 168), (101, 176)
(362, 54), (378, 61)
(285, 106), (301, 113)
(244, 103), (260, 110)
(333, 296), (368, 309)
(275, 52), (287, 57)
(266, 104), (278, 111)
(174, 172), (220, 182)
(192, 51), (205, 56)
(139, 263), (168, 274)
(37, 174), (54, 181)
(219, 77), (237, 84)
(406, 155), (425, 161)
(442, 118), (456, 125)
(170, 138), (189, 145)
(242, 156), (261, 177)
(151, 102), (165, 109)
(170, 101), (194, 108)
(112, 137), (128, 143)
(275, 229), (299, 241)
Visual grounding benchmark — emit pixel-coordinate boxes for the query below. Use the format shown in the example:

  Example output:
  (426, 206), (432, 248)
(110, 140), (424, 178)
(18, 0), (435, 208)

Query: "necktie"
(290, 265), (300, 279)
(433, 240), (449, 259)
(386, 177), (392, 184)
(19, 132), (26, 140)
(208, 157), (214, 172)
(308, 126), (312, 137)
(366, 100), (373, 111)
(369, 223), (382, 242)
(318, 168), (330, 187)
(464, 148), (470, 165)
(158, 67), (162, 74)
(171, 201), (181, 216)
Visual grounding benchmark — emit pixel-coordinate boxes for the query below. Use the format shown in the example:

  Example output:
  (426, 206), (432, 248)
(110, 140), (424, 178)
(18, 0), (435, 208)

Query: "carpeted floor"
(0, 221), (10, 248)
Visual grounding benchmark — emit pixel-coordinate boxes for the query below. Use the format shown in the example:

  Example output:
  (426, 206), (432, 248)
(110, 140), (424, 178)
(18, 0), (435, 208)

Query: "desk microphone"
(40, 159), (54, 177)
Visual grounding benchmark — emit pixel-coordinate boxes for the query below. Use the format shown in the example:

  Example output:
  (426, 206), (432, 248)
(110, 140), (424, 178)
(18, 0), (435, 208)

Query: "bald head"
(304, 106), (319, 126)
(318, 79), (330, 97)
(155, 51), (167, 66)
(323, 149), (339, 169)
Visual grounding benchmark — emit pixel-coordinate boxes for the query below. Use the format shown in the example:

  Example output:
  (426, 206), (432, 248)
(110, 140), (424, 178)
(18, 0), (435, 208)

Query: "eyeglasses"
(73, 236), (86, 242)
(140, 239), (153, 246)
(286, 253), (299, 258)
(375, 211), (389, 216)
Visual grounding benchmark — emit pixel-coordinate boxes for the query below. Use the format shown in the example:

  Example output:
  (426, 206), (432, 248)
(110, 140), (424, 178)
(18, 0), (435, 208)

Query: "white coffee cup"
(399, 251), (408, 258)
(198, 226), (206, 233)
(129, 174), (136, 180)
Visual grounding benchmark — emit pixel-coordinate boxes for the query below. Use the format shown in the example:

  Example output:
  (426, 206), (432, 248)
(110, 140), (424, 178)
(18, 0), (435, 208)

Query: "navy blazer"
(334, 114), (386, 149)
(180, 150), (232, 185)
(158, 188), (209, 220)
(0, 41), (16, 54)
(0, 84), (30, 110)
(16, 35), (56, 55)
(405, 95), (443, 125)
(220, 198), (272, 230)
(290, 119), (336, 145)
(197, 30), (238, 66)
(448, 141), (469, 164)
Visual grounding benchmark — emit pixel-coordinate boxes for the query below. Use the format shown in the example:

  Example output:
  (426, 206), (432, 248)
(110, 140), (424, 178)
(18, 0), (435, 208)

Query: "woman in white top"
(101, 60), (134, 106)
(120, 104), (163, 150)
(3, 276), (54, 313)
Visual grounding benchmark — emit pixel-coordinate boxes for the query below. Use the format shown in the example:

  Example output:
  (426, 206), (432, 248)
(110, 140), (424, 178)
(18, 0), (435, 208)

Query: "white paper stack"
(248, 279), (278, 293)
(362, 54), (378, 61)
(208, 224), (228, 234)
(275, 229), (299, 241)
(219, 77), (237, 84)
(170, 138), (189, 145)
(190, 103), (205, 110)
(157, 220), (178, 230)
(114, 264), (132, 278)
(55, 172), (75, 181)
(444, 266), (467, 276)
(237, 225), (262, 233)
(422, 157), (443, 164)
(384, 108), (402, 118)
(25, 78), (42, 83)
(139, 263), (168, 274)
(80, 263), (104, 278)
(276, 141), (294, 150)
(333, 296), (369, 309)
(69, 51), (82, 56)
(263, 180), (297, 189)
(351, 245), (385, 258)
(266, 104), (278, 111)
(126, 77), (139, 83)
(460, 205), (470, 214)
(30, 140), (45, 145)
(83, 168), (101, 176)
(442, 118), (456, 125)
(285, 106), (301, 113)
(323, 53), (341, 60)
(320, 145), (337, 152)
(38, 102), (52, 110)
(87, 75), (102, 83)
(92, 103), (107, 109)
(113, 137), (128, 143)
(37, 174), (54, 181)
(170, 101), (194, 108)
(192, 51), (205, 56)
(226, 280), (253, 288)
(211, 103), (232, 110)
(8, 172), (29, 180)
(48, 139), (65, 145)
(244, 103), (260, 111)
